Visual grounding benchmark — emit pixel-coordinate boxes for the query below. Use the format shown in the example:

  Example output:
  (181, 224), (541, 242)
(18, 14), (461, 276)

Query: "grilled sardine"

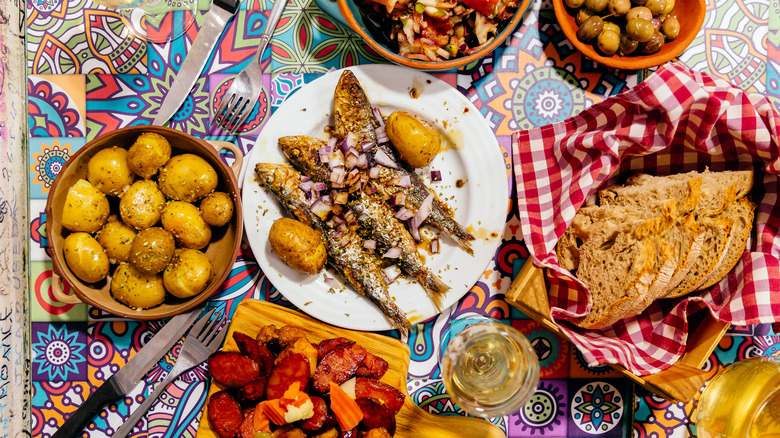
(255, 163), (411, 334)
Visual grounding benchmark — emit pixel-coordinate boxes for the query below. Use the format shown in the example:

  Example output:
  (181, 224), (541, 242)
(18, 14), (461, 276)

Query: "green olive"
(577, 15), (604, 42)
(565, 0), (586, 8)
(640, 31), (665, 54)
(576, 8), (593, 25)
(661, 16), (680, 39)
(597, 30), (620, 55)
(626, 18), (655, 43)
(608, 0), (631, 15)
(603, 21), (621, 34)
(585, 0), (608, 13)
(626, 6), (652, 21)
(645, 0), (666, 15)
(619, 33), (639, 55)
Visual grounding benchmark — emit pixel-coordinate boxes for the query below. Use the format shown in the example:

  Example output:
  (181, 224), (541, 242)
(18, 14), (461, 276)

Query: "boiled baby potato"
(127, 132), (172, 179)
(63, 232), (109, 283)
(86, 146), (136, 196)
(111, 263), (166, 309)
(163, 249), (214, 299)
(62, 179), (110, 233)
(199, 192), (233, 227)
(129, 227), (175, 275)
(158, 154), (218, 202)
(120, 180), (166, 230)
(269, 217), (326, 275)
(385, 111), (442, 168)
(96, 220), (136, 263)
(161, 201), (212, 249)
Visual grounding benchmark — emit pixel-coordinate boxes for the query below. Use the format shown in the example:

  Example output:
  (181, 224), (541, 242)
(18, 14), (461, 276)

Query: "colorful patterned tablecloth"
(26, 0), (780, 436)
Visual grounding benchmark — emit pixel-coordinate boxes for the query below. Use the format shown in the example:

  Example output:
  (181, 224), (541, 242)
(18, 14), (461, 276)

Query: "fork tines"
(212, 93), (252, 133)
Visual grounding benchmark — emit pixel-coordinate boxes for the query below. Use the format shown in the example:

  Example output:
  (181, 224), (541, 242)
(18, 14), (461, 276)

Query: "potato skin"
(161, 201), (212, 249)
(96, 220), (136, 263)
(163, 249), (214, 298)
(158, 154), (218, 202)
(385, 111), (442, 168)
(269, 218), (326, 275)
(200, 192), (234, 227)
(62, 179), (111, 233)
(129, 227), (175, 275)
(120, 180), (166, 230)
(111, 263), (166, 309)
(63, 232), (109, 283)
(87, 146), (136, 196)
(127, 132), (172, 179)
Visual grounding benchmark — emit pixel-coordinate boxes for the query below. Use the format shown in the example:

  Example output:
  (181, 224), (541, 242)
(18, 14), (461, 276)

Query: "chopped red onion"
(298, 180), (314, 192)
(324, 277), (338, 288)
(331, 204), (344, 216)
(311, 199), (331, 220)
(373, 149), (398, 169)
(430, 170), (442, 182)
(409, 193), (434, 229)
(333, 191), (349, 204)
(430, 238), (440, 254)
(330, 167), (345, 186)
(318, 150), (330, 164)
(389, 192), (406, 207)
(392, 175), (412, 187)
(345, 153), (358, 170)
(375, 126), (389, 144)
(395, 207), (414, 221)
(372, 107), (385, 127)
(409, 225), (421, 242)
(356, 154), (368, 169)
(363, 239), (377, 250)
(341, 132), (358, 153)
(328, 137), (338, 149)
(368, 166), (382, 179)
(383, 247), (402, 259)
(360, 142), (376, 153)
(383, 265), (401, 284)
(313, 182), (328, 192)
(329, 151), (345, 169)
(320, 195), (332, 205)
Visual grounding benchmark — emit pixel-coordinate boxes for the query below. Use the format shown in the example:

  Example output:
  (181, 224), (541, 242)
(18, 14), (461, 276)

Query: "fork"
(111, 308), (228, 438)
(212, 0), (289, 132)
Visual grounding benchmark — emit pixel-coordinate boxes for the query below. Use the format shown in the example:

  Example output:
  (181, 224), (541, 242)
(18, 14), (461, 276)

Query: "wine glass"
(90, 0), (201, 43)
(439, 316), (540, 418)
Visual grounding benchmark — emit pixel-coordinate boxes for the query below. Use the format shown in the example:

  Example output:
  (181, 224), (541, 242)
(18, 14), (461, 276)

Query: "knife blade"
(153, 0), (242, 126)
(52, 309), (201, 438)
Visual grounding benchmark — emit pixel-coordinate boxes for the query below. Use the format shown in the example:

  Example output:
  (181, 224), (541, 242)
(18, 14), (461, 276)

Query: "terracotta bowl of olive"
(45, 125), (243, 320)
(553, 0), (705, 70)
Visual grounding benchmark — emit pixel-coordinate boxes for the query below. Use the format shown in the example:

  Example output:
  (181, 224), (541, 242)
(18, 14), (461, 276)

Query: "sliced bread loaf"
(598, 176), (702, 214)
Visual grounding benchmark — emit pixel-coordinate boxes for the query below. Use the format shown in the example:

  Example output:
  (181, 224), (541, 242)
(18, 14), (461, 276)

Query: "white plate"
(242, 64), (508, 332)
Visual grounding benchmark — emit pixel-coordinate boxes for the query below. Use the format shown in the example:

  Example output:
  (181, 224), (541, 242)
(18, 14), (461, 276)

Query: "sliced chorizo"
(316, 337), (353, 360)
(239, 409), (255, 438)
(278, 325), (307, 349)
(355, 378), (405, 414)
(208, 351), (260, 388)
(313, 343), (367, 392)
(233, 331), (263, 364)
(257, 343), (277, 376)
(356, 398), (396, 436)
(300, 395), (330, 431)
(207, 390), (244, 438)
(355, 353), (388, 379)
(237, 375), (268, 402)
(265, 352), (311, 400)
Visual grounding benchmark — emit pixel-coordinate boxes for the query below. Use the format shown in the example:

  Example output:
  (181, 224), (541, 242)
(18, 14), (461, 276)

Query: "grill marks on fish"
(254, 163), (411, 335)
(332, 71), (476, 255)
(350, 193), (449, 311)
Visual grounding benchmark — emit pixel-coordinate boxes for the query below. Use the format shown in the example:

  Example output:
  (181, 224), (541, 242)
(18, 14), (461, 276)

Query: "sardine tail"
(417, 270), (450, 312)
(380, 301), (412, 336)
(442, 225), (476, 256)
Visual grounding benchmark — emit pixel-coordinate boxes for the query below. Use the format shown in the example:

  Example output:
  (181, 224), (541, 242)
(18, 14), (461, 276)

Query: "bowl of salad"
(317, 0), (533, 70)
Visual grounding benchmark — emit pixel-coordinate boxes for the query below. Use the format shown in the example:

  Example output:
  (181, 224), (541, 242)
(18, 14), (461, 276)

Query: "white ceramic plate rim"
(242, 64), (508, 331)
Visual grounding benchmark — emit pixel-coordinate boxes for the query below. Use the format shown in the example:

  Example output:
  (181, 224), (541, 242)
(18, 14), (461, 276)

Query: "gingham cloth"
(512, 62), (780, 376)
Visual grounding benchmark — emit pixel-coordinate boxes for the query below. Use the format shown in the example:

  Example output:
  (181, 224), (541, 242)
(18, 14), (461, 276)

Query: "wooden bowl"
(45, 125), (243, 320)
(197, 299), (506, 438)
(553, 0), (705, 70)
(317, 0), (533, 71)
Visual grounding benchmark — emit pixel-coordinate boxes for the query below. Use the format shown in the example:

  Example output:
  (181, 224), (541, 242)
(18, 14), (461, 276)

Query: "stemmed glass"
(90, 0), (202, 43)
(439, 316), (540, 418)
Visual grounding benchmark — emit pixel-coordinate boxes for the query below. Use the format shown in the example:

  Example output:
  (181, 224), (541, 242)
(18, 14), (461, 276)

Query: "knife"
(52, 309), (201, 438)
(153, 0), (242, 126)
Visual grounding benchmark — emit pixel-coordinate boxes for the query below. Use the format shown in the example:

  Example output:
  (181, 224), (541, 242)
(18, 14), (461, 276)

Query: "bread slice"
(622, 169), (754, 216)
(693, 197), (755, 291)
(598, 176), (702, 214)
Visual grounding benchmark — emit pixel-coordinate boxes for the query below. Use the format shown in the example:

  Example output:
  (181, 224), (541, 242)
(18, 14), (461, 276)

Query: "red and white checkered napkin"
(511, 62), (780, 376)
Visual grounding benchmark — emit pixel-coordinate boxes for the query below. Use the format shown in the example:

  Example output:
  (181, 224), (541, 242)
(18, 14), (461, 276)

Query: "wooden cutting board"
(196, 299), (506, 438)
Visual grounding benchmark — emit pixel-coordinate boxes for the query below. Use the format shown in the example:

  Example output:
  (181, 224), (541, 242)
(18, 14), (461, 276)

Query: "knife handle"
(52, 376), (124, 438)
(213, 0), (241, 13)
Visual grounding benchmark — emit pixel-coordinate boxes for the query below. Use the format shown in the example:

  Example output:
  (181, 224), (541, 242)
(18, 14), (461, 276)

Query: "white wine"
(440, 321), (539, 418)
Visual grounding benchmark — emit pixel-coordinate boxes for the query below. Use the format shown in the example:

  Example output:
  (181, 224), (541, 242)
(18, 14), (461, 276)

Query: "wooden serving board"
(196, 299), (505, 438)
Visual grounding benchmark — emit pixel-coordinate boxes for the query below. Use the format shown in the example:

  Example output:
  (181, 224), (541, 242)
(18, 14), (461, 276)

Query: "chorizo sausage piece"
(316, 337), (354, 360)
(300, 395), (330, 431)
(278, 325), (307, 349)
(208, 351), (260, 388)
(355, 378), (405, 414)
(256, 324), (280, 353)
(313, 343), (367, 392)
(233, 331), (263, 364)
(257, 343), (277, 376)
(356, 398), (396, 436)
(355, 353), (389, 379)
(265, 352), (311, 400)
(237, 375), (268, 402)
(275, 338), (319, 376)
(207, 390), (244, 438)
(239, 408), (255, 438)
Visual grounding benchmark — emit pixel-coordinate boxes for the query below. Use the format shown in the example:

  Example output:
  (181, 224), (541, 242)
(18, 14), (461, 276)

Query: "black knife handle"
(52, 376), (124, 438)
(213, 0), (241, 13)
